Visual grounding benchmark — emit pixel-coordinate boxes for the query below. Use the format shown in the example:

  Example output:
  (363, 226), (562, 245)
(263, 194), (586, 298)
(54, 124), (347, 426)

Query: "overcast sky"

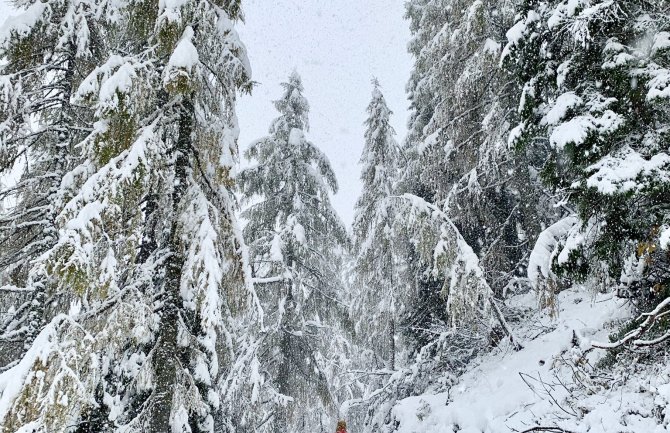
(236, 0), (413, 226)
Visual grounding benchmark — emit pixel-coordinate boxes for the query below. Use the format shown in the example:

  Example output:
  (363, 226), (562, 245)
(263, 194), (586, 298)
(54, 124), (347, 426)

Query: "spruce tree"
(0, 0), (264, 431)
(352, 80), (400, 370)
(239, 72), (350, 433)
(505, 0), (670, 313)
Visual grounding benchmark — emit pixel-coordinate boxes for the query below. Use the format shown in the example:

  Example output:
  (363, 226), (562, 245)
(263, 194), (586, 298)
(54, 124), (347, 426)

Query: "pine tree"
(239, 72), (350, 433)
(0, 0), (265, 431)
(352, 80), (400, 371)
(505, 0), (670, 314)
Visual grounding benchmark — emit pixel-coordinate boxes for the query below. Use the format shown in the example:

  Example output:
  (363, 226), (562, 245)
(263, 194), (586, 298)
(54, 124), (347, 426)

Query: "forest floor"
(391, 288), (670, 433)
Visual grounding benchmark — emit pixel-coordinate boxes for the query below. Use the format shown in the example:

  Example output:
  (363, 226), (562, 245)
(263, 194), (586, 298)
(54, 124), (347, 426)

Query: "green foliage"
(595, 317), (642, 369)
(224, 0), (242, 19)
(126, 0), (159, 44)
(164, 73), (195, 95)
(49, 246), (89, 297)
(157, 20), (182, 58)
(507, 0), (670, 301)
(94, 96), (138, 165)
(6, 30), (43, 72)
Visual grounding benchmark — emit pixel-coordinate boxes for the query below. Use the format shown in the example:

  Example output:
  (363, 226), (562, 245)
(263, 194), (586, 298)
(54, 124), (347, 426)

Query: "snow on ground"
(391, 288), (670, 432)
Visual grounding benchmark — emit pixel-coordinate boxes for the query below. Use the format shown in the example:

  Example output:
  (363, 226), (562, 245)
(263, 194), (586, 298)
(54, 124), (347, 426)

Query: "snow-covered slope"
(391, 289), (670, 433)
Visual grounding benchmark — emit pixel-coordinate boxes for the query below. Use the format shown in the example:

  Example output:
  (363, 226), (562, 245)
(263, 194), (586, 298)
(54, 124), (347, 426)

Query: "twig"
(521, 427), (576, 433)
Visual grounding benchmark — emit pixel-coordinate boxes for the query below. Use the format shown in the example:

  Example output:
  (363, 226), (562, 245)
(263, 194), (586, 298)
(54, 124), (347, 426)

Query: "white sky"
(236, 0), (413, 226)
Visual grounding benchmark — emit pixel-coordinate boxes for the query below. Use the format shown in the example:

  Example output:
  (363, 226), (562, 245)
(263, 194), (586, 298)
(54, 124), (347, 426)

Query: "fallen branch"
(583, 296), (670, 350)
(518, 372), (577, 417)
(521, 427), (576, 433)
(491, 296), (523, 351)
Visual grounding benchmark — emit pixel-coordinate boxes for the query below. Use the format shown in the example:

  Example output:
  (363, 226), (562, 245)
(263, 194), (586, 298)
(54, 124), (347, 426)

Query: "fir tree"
(239, 72), (350, 433)
(352, 80), (400, 370)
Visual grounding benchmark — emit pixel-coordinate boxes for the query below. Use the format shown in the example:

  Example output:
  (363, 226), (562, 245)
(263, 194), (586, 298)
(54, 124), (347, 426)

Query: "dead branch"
(521, 427), (576, 433)
(585, 296), (670, 350)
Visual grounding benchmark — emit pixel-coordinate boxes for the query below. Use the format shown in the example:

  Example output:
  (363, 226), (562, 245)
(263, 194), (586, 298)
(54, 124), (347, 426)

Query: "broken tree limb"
(491, 296), (524, 351)
(580, 296), (670, 350)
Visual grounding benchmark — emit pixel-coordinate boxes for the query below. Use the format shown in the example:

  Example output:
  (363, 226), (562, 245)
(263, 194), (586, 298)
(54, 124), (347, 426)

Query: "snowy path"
(391, 289), (668, 433)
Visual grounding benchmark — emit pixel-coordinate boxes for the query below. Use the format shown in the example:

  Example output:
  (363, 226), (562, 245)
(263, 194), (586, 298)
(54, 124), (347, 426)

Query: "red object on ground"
(336, 420), (347, 433)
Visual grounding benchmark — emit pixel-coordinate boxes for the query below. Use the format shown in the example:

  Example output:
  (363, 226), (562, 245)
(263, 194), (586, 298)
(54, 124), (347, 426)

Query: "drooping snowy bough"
(393, 193), (522, 349)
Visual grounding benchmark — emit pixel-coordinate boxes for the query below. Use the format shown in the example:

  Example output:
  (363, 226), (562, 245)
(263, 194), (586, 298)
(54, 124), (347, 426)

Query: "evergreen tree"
(0, 0), (265, 431)
(395, 0), (533, 360)
(0, 0), (100, 368)
(404, 0), (543, 297)
(352, 80), (400, 371)
(505, 0), (670, 315)
(239, 72), (351, 433)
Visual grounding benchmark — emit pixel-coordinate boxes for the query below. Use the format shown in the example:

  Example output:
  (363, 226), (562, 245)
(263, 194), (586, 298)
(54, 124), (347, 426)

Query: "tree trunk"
(390, 316), (396, 370)
(148, 95), (193, 432)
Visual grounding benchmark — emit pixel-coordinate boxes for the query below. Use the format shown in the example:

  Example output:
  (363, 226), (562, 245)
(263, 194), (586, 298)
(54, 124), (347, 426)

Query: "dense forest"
(1, 0), (670, 432)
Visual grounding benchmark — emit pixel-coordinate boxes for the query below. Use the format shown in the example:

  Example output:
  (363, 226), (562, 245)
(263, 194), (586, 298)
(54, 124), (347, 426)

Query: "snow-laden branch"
(251, 276), (291, 285)
(392, 193), (523, 350)
(0, 285), (32, 293)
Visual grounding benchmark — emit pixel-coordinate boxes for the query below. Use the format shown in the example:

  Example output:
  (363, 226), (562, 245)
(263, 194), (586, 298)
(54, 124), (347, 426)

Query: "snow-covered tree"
(351, 80), (400, 371)
(0, 0), (100, 368)
(0, 0), (265, 431)
(346, 191), (522, 433)
(505, 0), (670, 315)
(347, 4), (541, 430)
(404, 0), (548, 296)
(239, 72), (351, 433)
(391, 0), (536, 363)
